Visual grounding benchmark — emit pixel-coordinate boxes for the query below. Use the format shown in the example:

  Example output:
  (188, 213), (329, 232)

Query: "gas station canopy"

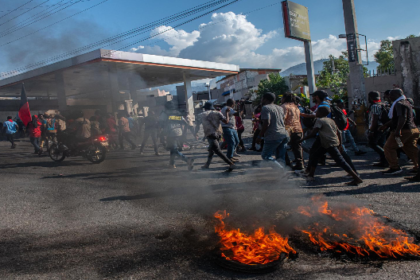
(0, 49), (239, 98)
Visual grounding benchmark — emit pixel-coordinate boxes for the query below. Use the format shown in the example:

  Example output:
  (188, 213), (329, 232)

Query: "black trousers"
(119, 132), (136, 149)
(309, 137), (357, 172)
(289, 132), (304, 166)
(6, 134), (15, 146)
(368, 130), (388, 163)
(310, 146), (356, 175)
(251, 129), (264, 149)
(237, 129), (244, 148)
(141, 129), (158, 153)
(206, 137), (233, 166)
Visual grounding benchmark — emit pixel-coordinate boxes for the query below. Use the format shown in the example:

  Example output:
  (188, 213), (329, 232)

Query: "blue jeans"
(167, 136), (187, 165)
(261, 137), (289, 168)
(30, 137), (41, 152)
(342, 130), (359, 152)
(223, 128), (239, 159)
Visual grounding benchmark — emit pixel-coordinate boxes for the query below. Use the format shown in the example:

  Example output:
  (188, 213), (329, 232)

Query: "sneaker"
(169, 165), (176, 169)
(187, 158), (194, 171)
(230, 157), (239, 162)
(201, 165), (210, 170)
(346, 178), (363, 186)
(409, 168), (419, 174)
(233, 153), (241, 157)
(292, 165), (305, 171)
(405, 175), (420, 182)
(355, 150), (367, 156)
(155, 152), (160, 156)
(11, 144), (16, 149)
(373, 162), (389, 168)
(139, 151), (144, 155)
(295, 170), (309, 176)
(228, 164), (236, 172)
(382, 168), (403, 175)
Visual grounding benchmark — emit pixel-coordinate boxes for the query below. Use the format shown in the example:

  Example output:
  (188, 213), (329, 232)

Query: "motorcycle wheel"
(49, 144), (66, 162)
(86, 144), (107, 164)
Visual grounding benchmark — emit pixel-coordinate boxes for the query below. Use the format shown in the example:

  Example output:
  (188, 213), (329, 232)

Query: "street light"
(338, 33), (369, 65)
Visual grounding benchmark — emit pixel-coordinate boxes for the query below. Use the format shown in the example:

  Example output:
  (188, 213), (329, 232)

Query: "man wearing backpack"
(42, 113), (57, 150)
(367, 91), (389, 167)
(336, 100), (366, 156)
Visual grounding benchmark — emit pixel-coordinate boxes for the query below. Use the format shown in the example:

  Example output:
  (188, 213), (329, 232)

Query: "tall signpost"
(282, 1), (316, 96)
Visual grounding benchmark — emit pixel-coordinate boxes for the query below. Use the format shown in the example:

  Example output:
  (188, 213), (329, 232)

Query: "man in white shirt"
(221, 99), (239, 162)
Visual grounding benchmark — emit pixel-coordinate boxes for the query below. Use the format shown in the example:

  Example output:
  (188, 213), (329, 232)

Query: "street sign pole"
(282, 0), (317, 102)
(304, 40), (316, 97)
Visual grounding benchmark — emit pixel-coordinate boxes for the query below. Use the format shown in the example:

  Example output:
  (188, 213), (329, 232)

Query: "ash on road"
(0, 135), (419, 279)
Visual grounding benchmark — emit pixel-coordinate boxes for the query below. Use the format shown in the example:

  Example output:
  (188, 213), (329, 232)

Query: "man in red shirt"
(27, 115), (42, 154)
(337, 100), (366, 156)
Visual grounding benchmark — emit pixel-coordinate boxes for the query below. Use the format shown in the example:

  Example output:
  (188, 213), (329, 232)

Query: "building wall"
(364, 75), (399, 94)
(393, 37), (420, 105)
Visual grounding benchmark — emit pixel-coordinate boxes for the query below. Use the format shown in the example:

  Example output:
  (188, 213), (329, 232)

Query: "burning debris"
(297, 196), (420, 259)
(213, 210), (296, 265)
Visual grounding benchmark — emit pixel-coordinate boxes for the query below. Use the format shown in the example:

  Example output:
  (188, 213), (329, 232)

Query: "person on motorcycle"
(159, 101), (194, 170)
(74, 111), (91, 140)
(42, 113), (57, 150)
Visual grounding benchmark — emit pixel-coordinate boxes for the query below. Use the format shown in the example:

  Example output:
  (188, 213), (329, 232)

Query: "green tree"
(374, 35), (416, 71)
(317, 53), (369, 102)
(253, 73), (289, 105)
(374, 40), (394, 71)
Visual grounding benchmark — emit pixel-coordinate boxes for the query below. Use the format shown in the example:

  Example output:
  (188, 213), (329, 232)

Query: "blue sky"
(1, 0), (419, 76)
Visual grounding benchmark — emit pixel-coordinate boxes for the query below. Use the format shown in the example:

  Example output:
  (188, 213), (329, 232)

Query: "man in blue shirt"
(3, 116), (19, 149)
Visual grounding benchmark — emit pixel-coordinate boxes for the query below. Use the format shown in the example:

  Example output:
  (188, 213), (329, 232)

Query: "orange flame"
(298, 196), (420, 258)
(214, 210), (296, 265)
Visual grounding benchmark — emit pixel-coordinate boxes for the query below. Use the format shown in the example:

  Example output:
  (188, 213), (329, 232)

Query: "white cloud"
(130, 12), (385, 70)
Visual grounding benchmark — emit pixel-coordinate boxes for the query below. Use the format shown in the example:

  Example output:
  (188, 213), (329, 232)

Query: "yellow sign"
(168, 116), (182, 121)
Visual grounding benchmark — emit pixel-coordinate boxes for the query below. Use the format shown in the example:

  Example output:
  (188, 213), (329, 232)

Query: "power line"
(1, 0), (110, 47)
(0, 0), (35, 20)
(0, 0), (83, 38)
(0, 0), (96, 13)
(0, 0), (68, 37)
(1, 0), (241, 77)
(0, 0), (49, 28)
(3, 0), (234, 73)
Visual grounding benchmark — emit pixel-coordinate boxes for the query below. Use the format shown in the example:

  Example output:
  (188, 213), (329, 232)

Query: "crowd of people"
(2, 87), (420, 183)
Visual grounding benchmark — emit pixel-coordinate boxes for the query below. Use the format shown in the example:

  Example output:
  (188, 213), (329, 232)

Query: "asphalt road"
(0, 128), (419, 279)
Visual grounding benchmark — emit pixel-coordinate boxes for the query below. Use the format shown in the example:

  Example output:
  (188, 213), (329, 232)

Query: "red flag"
(19, 83), (32, 126)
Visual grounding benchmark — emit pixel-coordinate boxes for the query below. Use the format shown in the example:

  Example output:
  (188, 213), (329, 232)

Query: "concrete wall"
(393, 37), (420, 105)
(364, 75), (398, 94)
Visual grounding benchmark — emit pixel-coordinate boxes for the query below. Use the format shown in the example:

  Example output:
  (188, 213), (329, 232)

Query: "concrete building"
(363, 36), (420, 104)
(0, 49), (239, 120)
(212, 68), (281, 103)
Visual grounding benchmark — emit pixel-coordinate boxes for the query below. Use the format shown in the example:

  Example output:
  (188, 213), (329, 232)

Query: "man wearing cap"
(159, 101), (194, 170)
(367, 91), (389, 167)
(195, 102), (235, 171)
(300, 90), (331, 168)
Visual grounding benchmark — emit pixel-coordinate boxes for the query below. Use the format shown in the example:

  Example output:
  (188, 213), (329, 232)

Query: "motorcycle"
(49, 134), (109, 164)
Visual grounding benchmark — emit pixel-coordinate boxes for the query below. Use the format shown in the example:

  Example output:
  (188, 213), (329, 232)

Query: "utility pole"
(342, 0), (366, 107)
